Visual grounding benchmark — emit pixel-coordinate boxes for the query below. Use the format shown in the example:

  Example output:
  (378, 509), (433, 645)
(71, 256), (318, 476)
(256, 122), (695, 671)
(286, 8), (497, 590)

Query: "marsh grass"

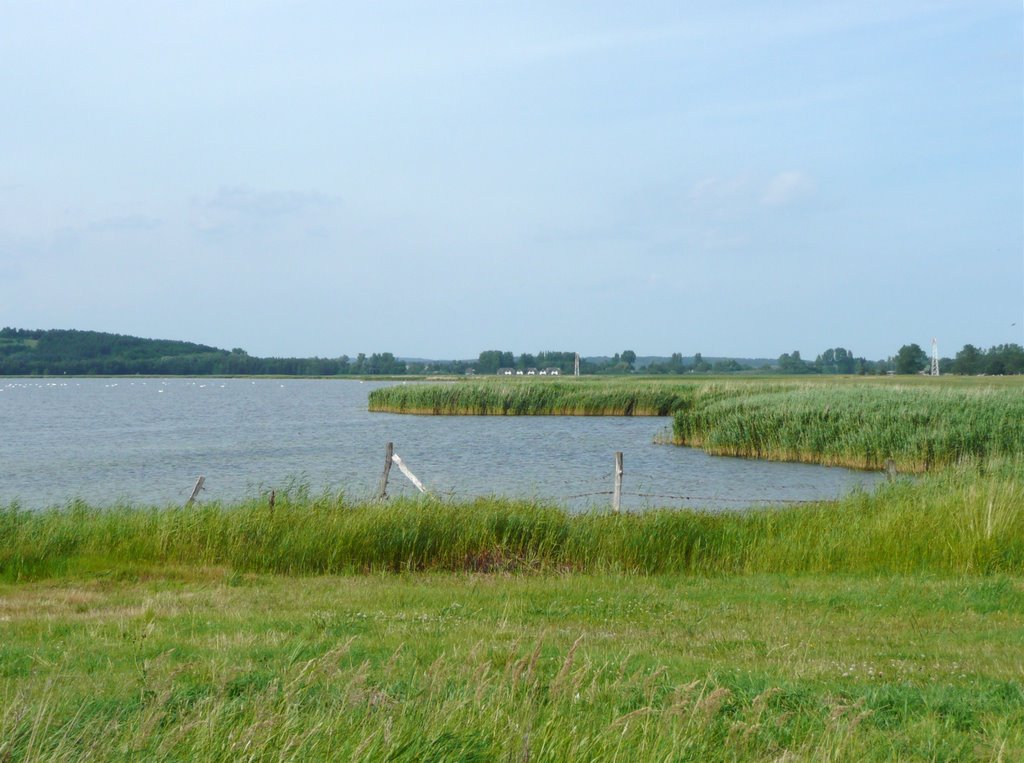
(370, 376), (1024, 472)
(3, 457), (1023, 581)
(673, 383), (1024, 472)
(368, 377), (702, 416)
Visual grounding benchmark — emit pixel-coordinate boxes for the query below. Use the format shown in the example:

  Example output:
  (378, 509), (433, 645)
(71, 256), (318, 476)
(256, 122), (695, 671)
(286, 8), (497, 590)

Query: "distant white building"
(497, 366), (561, 376)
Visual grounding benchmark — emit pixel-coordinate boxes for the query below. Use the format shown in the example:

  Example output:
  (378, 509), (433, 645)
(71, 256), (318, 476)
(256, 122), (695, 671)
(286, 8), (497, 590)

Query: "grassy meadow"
(3, 374), (1024, 760)
(3, 571), (1022, 761)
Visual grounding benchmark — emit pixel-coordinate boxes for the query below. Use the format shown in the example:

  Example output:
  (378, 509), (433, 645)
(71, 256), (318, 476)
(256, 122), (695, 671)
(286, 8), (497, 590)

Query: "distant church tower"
(931, 339), (940, 376)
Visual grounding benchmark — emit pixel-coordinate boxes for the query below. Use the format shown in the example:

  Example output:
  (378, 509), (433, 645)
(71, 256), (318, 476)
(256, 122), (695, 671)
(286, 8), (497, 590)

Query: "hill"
(0, 328), (386, 376)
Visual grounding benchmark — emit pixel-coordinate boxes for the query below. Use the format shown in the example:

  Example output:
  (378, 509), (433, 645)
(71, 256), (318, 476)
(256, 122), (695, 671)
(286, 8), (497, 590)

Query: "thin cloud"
(87, 215), (161, 232)
(200, 186), (334, 217)
(689, 176), (749, 201)
(761, 171), (816, 207)
(190, 186), (336, 237)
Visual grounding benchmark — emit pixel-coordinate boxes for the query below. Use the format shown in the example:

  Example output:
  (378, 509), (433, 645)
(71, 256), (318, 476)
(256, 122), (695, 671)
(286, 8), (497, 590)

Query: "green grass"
(3, 456), (1023, 580)
(1, 572), (1022, 761)
(368, 377), (701, 415)
(672, 382), (1024, 472)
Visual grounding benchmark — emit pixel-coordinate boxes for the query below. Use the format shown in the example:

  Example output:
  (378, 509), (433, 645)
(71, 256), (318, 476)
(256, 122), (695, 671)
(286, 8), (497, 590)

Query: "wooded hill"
(0, 328), (398, 376)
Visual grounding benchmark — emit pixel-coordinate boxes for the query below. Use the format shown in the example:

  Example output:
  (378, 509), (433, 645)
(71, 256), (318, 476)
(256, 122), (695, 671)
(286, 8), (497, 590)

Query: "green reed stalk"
(3, 457), (1022, 580)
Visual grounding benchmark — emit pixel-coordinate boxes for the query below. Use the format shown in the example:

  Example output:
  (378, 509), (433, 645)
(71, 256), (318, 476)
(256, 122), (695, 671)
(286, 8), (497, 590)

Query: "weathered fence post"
(269, 489), (275, 510)
(186, 476), (205, 506)
(377, 442), (394, 499)
(391, 453), (427, 494)
(613, 452), (623, 513)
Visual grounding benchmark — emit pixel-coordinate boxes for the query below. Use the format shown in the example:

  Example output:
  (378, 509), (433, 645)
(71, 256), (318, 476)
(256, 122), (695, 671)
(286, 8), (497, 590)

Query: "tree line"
(589, 344), (1024, 376)
(943, 344), (1024, 375)
(772, 343), (1024, 376)
(0, 329), (405, 376)
(2, 328), (1022, 377)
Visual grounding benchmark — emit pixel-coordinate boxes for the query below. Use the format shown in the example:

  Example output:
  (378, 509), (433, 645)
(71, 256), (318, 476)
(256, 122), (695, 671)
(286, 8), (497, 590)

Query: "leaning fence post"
(612, 452), (623, 513)
(377, 442), (394, 499)
(391, 453), (427, 494)
(186, 476), (205, 506)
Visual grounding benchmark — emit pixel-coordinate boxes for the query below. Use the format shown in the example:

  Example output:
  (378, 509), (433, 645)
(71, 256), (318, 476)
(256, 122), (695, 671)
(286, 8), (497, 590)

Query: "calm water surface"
(1, 378), (885, 511)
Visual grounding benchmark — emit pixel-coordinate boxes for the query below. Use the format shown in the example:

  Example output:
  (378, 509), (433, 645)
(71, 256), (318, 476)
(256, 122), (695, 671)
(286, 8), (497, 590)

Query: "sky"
(1, 1), (1021, 360)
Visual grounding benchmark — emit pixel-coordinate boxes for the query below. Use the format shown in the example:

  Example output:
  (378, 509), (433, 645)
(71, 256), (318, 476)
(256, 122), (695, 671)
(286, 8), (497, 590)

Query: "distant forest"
(0, 328), (403, 376)
(1, 328), (1022, 376)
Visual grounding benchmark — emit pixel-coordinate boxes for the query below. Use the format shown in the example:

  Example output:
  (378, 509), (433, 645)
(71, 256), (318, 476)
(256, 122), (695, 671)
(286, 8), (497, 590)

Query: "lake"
(1, 378), (885, 511)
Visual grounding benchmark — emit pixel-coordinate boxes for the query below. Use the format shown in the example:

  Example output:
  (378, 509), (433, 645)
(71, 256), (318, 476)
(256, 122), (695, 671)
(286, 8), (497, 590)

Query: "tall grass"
(4, 457), (1023, 580)
(673, 383), (1024, 471)
(371, 377), (1024, 472)
(6, 625), (1017, 762)
(6, 377), (1024, 580)
(368, 378), (704, 415)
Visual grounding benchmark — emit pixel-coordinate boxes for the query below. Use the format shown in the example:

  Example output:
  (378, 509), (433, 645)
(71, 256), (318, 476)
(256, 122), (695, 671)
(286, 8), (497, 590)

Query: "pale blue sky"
(1, 1), (1021, 360)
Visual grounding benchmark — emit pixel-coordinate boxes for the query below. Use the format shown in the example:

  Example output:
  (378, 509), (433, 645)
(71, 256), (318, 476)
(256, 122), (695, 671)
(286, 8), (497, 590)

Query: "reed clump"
(368, 378), (704, 416)
(371, 377), (1024, 473)
(4, 457), (1022, 580)
(673, 383), (1024, 472)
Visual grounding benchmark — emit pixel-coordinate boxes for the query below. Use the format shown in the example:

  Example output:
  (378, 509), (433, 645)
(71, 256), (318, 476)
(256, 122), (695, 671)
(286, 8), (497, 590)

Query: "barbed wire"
(557, 490), (614, 500)
(400, 484), (829, 506)
(621, 491), (827, 505)
(387, 473), (835, 501)
(242, 455), (856, 508)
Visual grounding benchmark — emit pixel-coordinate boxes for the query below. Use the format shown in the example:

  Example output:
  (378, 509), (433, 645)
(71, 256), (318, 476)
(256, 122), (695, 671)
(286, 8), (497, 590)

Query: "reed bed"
(4, 457), (1022, 580)
(371, 377), (1024, 472)
(368, 378), (706, 416)
(673, 383), (1024, 472)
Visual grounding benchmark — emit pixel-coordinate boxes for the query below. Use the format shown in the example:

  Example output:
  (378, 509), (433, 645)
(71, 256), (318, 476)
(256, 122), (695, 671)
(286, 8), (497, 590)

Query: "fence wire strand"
(621, 491), (826, 505)
(357, 447), (856, 509)
(385, 476), (831, 506)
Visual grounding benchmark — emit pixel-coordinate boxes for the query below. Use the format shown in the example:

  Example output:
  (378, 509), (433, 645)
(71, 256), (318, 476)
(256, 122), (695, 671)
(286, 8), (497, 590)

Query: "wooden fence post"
(186, 476), (205, 506)
(377, 442), (394, 499)
(391, 454), (427, 494)
(613, 452), (623, 513)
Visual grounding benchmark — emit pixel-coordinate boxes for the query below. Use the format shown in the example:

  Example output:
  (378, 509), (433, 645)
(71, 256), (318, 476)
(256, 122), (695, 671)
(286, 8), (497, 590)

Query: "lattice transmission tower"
(931, 338), (940, 376)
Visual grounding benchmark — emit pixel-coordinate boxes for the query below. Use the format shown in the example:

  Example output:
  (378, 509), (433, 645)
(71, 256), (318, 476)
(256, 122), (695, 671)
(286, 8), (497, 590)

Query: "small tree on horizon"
(894, 343), (929, 374)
